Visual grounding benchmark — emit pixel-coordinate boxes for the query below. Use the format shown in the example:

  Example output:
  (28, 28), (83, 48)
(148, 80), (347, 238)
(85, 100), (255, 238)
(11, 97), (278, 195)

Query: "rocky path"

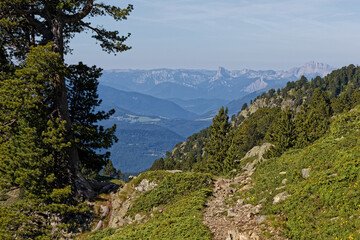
(203, 170), (285, 240)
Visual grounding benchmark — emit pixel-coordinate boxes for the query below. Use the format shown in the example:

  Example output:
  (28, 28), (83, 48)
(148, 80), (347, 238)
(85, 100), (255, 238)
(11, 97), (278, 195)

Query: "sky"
(65, 0), (360, 71)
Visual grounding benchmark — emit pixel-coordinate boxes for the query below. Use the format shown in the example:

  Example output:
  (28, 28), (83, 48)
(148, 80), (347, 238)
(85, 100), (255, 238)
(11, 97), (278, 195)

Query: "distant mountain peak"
(210, 66), (230, 83)
(289, 61), (335, 78)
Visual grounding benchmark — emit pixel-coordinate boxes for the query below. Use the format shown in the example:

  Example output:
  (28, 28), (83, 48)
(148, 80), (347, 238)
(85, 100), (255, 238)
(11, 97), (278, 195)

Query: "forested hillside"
(85, 79), (360, 239)
(151, 65), (360, 174)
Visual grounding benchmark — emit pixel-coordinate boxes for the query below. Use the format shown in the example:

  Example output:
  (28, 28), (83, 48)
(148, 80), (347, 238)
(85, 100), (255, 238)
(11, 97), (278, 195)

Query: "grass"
(86, 171), (213, 240)
(235, 107), (360, 239)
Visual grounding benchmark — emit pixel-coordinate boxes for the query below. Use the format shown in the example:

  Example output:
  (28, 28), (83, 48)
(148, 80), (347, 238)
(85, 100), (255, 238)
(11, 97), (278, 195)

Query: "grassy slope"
(237, 107), (360, 239)
(87, 171), (213, 240)
(88, 106), (360, 240)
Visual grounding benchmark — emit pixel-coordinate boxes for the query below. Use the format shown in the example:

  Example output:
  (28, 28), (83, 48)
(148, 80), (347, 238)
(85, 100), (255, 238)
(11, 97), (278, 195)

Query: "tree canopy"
(0, 0), (133, 58)
(0, 0), (133, 198)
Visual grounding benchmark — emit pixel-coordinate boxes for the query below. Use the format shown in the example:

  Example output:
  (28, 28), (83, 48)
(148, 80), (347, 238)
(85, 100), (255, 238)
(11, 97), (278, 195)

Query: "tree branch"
(63, 0), (94, 23)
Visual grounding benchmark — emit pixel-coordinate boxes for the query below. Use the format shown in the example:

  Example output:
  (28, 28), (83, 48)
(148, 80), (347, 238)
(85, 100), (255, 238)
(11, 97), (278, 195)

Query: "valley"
(98, 62), (334, 173)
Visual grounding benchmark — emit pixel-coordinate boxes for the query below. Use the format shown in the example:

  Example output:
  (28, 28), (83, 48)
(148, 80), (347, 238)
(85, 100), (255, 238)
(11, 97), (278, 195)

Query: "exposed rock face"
(240, 143), (273, 172)
(134, 179), (158, 192)
(289, 61), (334, 79)
(243, 143), (273, 160)
(244, 77), (268, 93)
(108, 179), (158, 228)
(109, 194), (133, 228)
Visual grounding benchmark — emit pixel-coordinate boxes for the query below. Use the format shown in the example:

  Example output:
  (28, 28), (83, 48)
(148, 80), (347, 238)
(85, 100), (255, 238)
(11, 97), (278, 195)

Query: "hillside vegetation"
(83, 103), (360, 239)
(236, 106), (360, 239)
(1, 12), (360, 238)
(86, 171), (213, 240)
(151, 65), (360, 174)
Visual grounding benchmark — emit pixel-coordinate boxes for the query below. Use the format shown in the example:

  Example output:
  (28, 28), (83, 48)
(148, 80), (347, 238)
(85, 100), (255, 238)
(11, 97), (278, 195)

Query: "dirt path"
(203, 170), (285, 240)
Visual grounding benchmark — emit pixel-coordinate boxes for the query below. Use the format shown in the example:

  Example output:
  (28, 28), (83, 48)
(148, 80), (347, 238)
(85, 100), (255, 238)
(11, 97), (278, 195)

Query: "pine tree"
(0, 45), (70, 198)
(0, 1), (133, 198)
(241, 103), (248, 111)
(204, 106), (231, 174)
(150, 158), (165, 171)
(265, 109), (296, 158)
(351, 89), (360, 107)
(103, 160), (117, 178)
(67, 62), (118, 178)
(294, 88), (332, 148)
(294, 103), (311, 148)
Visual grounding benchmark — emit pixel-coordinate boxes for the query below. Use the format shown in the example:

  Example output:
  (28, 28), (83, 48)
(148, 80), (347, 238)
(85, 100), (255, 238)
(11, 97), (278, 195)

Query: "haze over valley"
(98, 61), (334, 172)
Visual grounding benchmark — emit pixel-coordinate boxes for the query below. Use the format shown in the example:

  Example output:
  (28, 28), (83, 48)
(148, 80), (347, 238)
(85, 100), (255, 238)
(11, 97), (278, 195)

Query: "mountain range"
(100, 61), (334, 102)
(98, 61), (335, 173)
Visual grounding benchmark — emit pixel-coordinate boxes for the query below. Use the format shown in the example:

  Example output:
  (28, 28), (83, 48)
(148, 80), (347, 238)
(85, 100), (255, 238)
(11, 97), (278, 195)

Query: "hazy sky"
(66, 0), (360, 70)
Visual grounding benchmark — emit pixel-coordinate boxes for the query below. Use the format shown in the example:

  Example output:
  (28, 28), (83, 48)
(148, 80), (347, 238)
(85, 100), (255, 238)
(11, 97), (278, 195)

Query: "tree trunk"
(51, 18), (95, 200)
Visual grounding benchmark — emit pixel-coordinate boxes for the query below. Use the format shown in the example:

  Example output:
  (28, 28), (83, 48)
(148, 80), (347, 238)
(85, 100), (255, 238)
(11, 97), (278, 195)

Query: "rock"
(256, 215), (267, 224)
(281, 178), (287, 184)
(109, 199), (132, 228)
(134, 214), (145, 222)
(253, 204), (262, 214)
(259, 198), (266, 203)
(135, 179), (158, 192)
(240, 143), (273, 171)
(237, 199), (244, 205)
(166, 170), (182, 173)
(328, 173), (338, 178)
(250, 232), (260, 240)
(301, 168), (311, 178)
(242, 143), (273, 160)
(243, 204), (253, 209)
(240, 185), (253, 191)
(226, 229), (250, 240)
(273, 191), (290, 204)
(335, 136), (344, 141)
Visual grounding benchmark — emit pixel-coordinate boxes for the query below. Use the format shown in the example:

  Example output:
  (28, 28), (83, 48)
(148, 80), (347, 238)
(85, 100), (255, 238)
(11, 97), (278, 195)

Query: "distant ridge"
(98, 85), (197, 119)
(100, 62), (335, 101)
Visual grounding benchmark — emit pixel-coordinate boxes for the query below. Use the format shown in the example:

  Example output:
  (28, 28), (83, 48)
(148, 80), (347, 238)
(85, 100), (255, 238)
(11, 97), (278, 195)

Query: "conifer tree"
(265, 109), (296, 158)
(204, 106), (231, 174)
(294, 88), (332, 148)
(103, 160), (117, 178)
(0, 1), (132, 198)
(67, 62), (118, 177)
(0, 45), (70, 197)
(150, 158), (165, 171)
(350, 90), (360, 107)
